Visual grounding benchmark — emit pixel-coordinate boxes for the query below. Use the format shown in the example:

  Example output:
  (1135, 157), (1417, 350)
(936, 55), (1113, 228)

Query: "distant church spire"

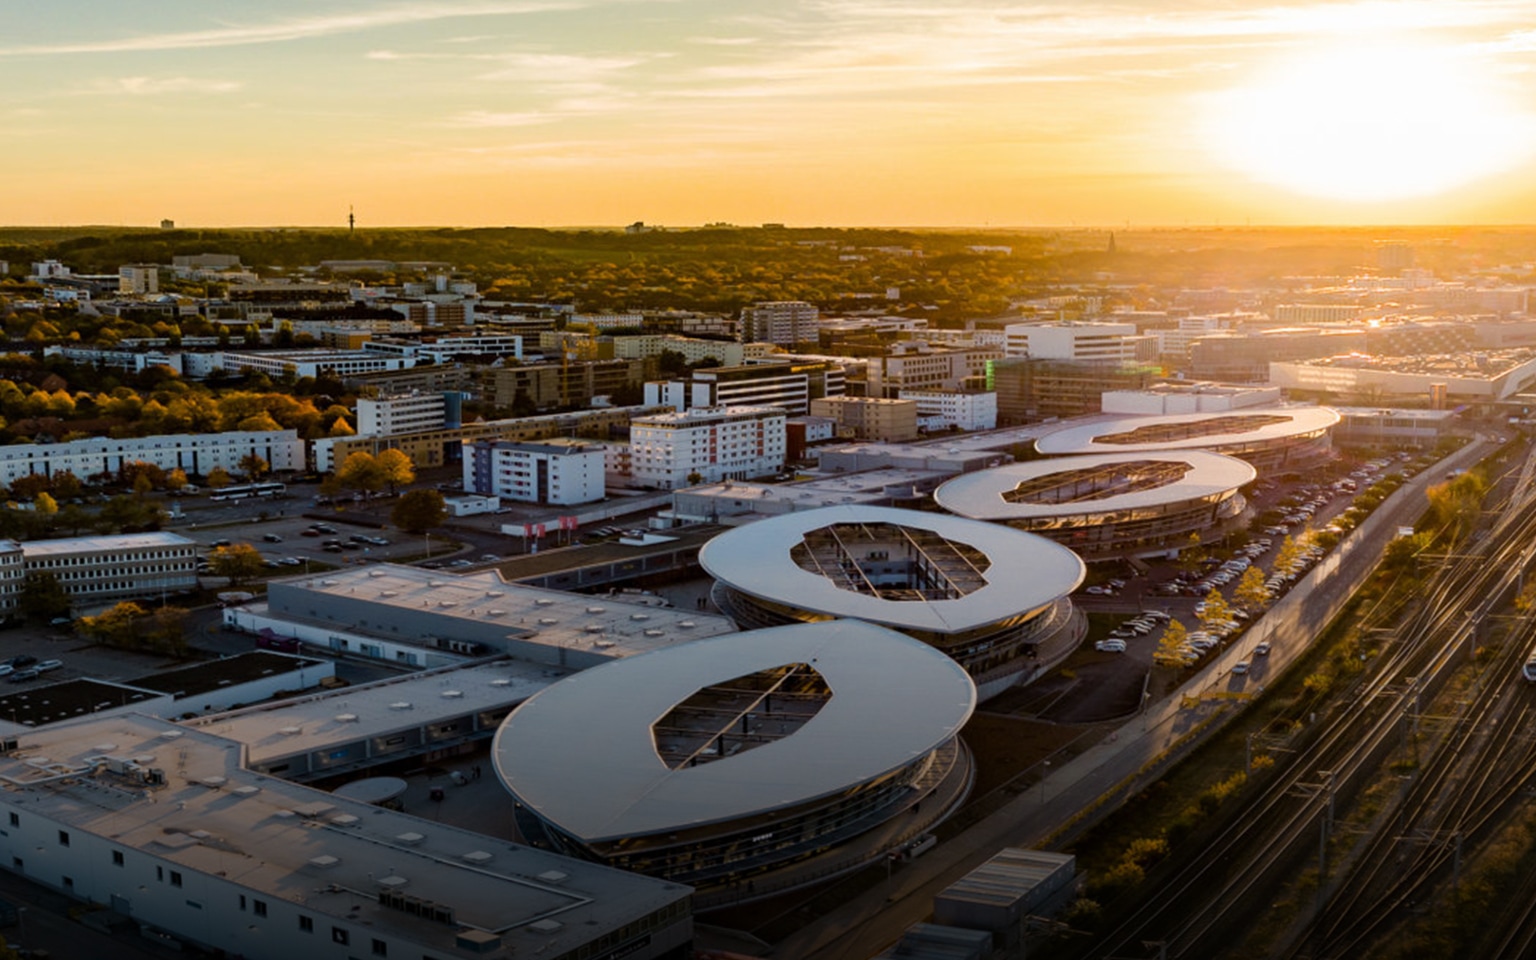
(349, 205), (355, 233)
(1107, 231), (1117, 254)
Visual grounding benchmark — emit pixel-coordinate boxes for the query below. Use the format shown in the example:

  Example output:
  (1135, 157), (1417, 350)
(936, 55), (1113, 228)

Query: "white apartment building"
(1003, 322), (1148, 362)
(742, 301), (819, 345)
(899, 389), (998, 431)
(630, 406), (787, 489)
(17, 532), (198, 608)
(356, 393), (448, 437)
(611, 334), (752, 368)
(118, 264), (159, 295)
(43, 345), (184, 375)
(219, 350), (414, 379)
(864, 341), (1002, 398)
(463, 438), (606, 505)
(363, 334), (523, 362)
(0, 430), (304, 486)
(644, 361), (844, 415)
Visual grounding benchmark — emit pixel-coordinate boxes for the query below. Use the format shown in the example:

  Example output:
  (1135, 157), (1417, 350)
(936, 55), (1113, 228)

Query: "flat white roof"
(493, 620), (975, 841)
(268, 563), (736, 658)
(699, 505), (1084, 632)
(933, 451), (1256, 520)
(22, 531), (195, 557)
(2, 714), (684, 952)
(1033, 406), (1340, 456)
(188, 660), (563, 764)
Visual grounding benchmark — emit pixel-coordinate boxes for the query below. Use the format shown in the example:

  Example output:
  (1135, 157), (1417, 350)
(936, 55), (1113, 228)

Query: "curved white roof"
(493, 620), (975, 841)
(933, 450), (1256, 521)
(1033, 406), (1340, 456)
(698, 505), (1085, 632)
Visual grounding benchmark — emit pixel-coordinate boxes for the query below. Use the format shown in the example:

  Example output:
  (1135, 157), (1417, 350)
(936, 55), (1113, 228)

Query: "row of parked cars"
(1095, 609), (1170, 652)
(0, 655), (60, 684)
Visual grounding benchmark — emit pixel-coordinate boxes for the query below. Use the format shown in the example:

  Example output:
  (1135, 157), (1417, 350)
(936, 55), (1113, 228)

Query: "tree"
(1234, 566), (1270, 612)
(336, 451), (386, 495)
(1155, 619), (1191, 666)
(1199, 590), (1234, 631)
(78, 601), (149, 649)
(375, 448), (415, 495)
(206, 467), (232, 490)
(146, 605), (190, 656)
(164, 467), (188, 492)
(392, 489), (447, 534)
(17, 572), (70, 623)
(51, 470), (83, 499)
(1273, 535), (1301, 573)
(1179, 532), (1207, 576)
(238, 453), (269, 480)
(208, 543), (265, 586)
(32, 492), (57, 517)
(9, 474), (49, 499)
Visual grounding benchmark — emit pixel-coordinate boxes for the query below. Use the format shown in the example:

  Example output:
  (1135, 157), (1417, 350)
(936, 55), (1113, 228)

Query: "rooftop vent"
(630, 613), (650, 621)
(441, 690), (463, 699)
(438, 601), (457, 608)
(330, 814), (360, 827)
(158, 731), (183, 740)
(369, 570), (386, 578)
(308, 855), (340, 869)
(679, 621), (696, 628)
(485, 591), (503, 598)
(200, 776), (227, 789)
(585, 624), (604, 633)
(335, 713), (358, 723)
(271, 809), (296, 819)
(535, 598), (556, 606)
(644, 629), (665, 637)
(278, 726), (302, 736)
(489, 679), (511, 687)
(528, 919), (563, 933)
(428, 581), (445, 588)
(377, 875), (408, 889)
(395, 832), (425, 846)
(321, 579), (339, 586)
(91, 743), (117, 753)
(461, 850), (493, 865)
(233, 785), (261, 797)
(538, 617), (558, 625)
(536, 870), (568, 884)
(586, 606), (605, 614)
(380, 591), (398, 598)
(389, 702), (413, 711)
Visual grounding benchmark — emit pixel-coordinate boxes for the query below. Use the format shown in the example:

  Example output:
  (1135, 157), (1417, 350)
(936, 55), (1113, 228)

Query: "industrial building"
(933, 451), (1256, 559)
(700, 506), (1085, 701)
(494, 620), (975, 896)
(0, 712), (693, 960)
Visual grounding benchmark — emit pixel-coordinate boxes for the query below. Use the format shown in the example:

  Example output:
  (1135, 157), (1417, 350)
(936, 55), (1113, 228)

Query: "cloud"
(0, 2), (583, 56)
(87, 76), (243, 96)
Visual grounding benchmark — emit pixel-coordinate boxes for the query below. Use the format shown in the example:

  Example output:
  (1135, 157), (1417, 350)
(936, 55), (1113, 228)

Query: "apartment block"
(630, 406), (787, 489)
(899, 389), (998, 431)
(0, 430), (303, 485)
(644, 361), (845, 415)
(1003, 322), (1151, 363)
(809, 396), (920, 442)
(863, 341), (1002, 398)
(355, 393), (456, 437)
(741, 301), (819, 345)
(464, 438), (606, 505)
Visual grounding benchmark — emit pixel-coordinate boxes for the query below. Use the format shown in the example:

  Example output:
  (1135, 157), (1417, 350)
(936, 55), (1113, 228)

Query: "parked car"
(1232, 661), (1251, 676)
(8, 669), (40, 684)
(1254, 641), (1272, 656)
(1095, 639), (1127, 653)
(35, 659), (62, 673)
(6, 655), (35, 669)
(262, 534), (283, 543)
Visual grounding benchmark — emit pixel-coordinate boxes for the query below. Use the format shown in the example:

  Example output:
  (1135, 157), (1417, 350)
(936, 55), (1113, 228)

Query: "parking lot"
(1057, 448), (1429, 701)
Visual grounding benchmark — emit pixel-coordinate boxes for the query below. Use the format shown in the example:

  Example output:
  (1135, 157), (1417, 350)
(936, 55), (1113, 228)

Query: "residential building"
(630, 406), (787, 489)
(0, 430), (303, 485)
(741, 301), (819, 345)
(610, 334), (755, 368)
(1003, 322), (1152, 363)
(645, 360), (845, 415)
(317, 405), (668, 471)
(355, 392), (457, 437)
(900, 389), (998, 431)
(219, 350), (415, 380)
(463, 438), (607, 505)
(118, 264), (159, 295)
(490, 360), (646, 411)
(863, 341), (1002, 398)
(986, 358), (1159, 424)
(809, 396), (920, 442)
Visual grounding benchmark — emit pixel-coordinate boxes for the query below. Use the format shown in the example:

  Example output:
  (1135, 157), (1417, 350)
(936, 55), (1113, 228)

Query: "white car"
(1095, 639), (1127, 653)
(1232, 661), (1251, 676)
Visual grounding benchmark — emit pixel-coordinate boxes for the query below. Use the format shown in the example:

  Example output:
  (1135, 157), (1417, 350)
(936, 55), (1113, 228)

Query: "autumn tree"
(1179, 532), (1207, 576)
(238, 453), (269, 479)
(392, 489), (447, 534)
(1154, 619), (1191, 666)
(375, 448), (415, 495)
(1199, 590), (1234, 631)
(336, 451), (386, 495)
(9, 474), (50, 499)
(78, 601), (150, 649)
(51, 470), (82, 499)
(164, 468), (187, 492)
(206, 467), (232, 489)
(208, 544), (265, 586)
(1234, 566), (1270, 612)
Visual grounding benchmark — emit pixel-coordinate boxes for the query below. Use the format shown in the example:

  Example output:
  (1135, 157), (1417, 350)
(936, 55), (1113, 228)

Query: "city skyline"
(9, 0), (1536, 228)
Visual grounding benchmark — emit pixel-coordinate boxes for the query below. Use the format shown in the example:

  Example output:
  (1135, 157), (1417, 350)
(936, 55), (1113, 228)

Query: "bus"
(210, 481), (287, 502)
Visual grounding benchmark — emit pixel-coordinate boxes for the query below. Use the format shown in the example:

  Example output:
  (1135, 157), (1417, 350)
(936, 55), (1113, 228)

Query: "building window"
(170, 871), (182, 888)
(6, 814), (15, 828)
(112, 850), (124, 867)
(372, 939), (387, 956)
(298, 915), (313, 933)
(253, 899), (267, 918)
(57, 831), (69, 847)
(332, 927), (349, 946)
(62, 876), (72, 890)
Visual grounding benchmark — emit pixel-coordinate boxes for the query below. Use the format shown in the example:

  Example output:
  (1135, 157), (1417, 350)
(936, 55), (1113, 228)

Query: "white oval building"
(493, 620), (976, 896)
(1033, 406), (1339, 472)
(933, 450), (1256, 559)
(699, 505), (1086, 701)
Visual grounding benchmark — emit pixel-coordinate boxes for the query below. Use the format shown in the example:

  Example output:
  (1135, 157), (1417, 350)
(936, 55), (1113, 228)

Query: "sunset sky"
(9, 0), (1536, 228)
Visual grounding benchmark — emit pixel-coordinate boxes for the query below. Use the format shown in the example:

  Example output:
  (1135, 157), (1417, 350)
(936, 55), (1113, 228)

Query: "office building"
(630, 406), (787, 489)
(463, 438), (606, 505)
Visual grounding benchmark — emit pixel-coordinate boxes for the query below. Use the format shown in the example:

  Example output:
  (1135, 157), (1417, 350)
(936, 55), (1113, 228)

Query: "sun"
(1201, 39), (1536, 202)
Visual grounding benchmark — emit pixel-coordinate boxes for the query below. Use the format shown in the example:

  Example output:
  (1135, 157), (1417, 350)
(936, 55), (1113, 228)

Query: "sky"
(8, 0), (1536, 228)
